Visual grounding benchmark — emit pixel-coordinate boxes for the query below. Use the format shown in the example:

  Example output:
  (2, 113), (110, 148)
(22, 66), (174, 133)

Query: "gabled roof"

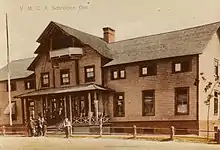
(104, 21), (220, 67)
(36, 21), (113, 59)
(0, 57), (35, 81)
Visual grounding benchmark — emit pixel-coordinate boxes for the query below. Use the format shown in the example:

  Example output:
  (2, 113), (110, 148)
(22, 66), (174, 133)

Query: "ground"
(0, 136), (219, 150)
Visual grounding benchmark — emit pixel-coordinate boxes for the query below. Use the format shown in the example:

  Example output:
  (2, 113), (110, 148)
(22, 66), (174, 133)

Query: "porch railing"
(72, 116), (110, 126)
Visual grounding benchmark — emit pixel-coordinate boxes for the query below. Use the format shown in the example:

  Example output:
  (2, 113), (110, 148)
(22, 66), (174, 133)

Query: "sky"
(0, 0), (220, 68)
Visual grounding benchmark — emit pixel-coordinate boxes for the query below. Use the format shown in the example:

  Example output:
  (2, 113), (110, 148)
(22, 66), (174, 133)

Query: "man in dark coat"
(28, 117), (35, 137)
(41, 117), (47, 136)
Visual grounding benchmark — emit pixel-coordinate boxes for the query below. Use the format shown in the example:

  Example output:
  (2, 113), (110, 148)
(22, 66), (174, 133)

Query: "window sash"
(114, 93), (125, 117)
(142, 90), (155, 116)
(175, 88), (189, 115)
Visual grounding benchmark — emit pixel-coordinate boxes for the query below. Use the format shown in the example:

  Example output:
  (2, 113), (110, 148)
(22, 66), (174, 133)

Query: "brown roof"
(15, 83), (111, 98)
(0, 57), (35, 81)
(104, 21), (220, 67)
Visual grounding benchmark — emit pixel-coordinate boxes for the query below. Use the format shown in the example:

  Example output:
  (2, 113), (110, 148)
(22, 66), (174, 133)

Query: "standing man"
(28, 117), (35, 137)
(63, 118), (71, 138)
(41, 117), (47, 136)
(37, 116), (43, 136)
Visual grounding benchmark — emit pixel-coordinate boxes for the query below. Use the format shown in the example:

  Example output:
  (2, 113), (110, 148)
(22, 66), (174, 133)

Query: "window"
(41, 72), (50, 87)
(12, 101), (17, 121)
(114, 93), (125, 117)
(25, 80), (35, 90)
(175, 87), (189, 115)
(214, 91), (218, 115)
(172, 59), (191, 73)
(142, 90), (155, 116)
(6, 82), (16, 92)
(111, 68), (126, 80)
(85, 65), (95, 82)
(214, 59), (219, 77)
(60, 69), (70, 85)
(140, 63), (157, 76)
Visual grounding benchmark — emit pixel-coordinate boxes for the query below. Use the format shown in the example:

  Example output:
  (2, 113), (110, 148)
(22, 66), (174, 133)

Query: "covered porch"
(15, 83), (112, 127)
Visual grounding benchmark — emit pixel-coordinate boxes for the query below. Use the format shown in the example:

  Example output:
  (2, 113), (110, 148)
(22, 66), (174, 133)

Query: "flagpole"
(6, 13), (12, 126)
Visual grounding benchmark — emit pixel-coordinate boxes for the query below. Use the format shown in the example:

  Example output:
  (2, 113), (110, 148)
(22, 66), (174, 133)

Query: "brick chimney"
(103, 27), (115, 43)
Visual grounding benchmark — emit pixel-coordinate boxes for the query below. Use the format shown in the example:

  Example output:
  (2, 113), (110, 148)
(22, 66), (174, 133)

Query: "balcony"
(49, 47), (83, 59)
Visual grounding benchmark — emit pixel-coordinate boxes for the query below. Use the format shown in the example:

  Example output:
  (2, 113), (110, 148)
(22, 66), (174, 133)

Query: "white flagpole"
(6, 13), (12, 126)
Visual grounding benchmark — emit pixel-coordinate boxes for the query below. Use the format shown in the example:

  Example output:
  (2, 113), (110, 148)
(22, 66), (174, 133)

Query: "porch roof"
(15, 83), (112, 98)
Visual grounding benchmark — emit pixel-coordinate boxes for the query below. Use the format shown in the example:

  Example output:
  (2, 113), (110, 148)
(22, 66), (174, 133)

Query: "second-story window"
(60, 69), (70, 85)
(172, 58), (191, 73)
(41, 72), (50, 87)
(111, 68), (126, 80)
(214, 58), (219, 77)
(140, 63), (157, 76)
(85, 65), (95, 82)
(25, 80), (35, 90)
(6, 81), (16, 92)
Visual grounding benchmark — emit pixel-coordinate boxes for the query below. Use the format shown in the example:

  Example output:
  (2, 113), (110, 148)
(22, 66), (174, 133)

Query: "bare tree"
(199, 72), (220, 140)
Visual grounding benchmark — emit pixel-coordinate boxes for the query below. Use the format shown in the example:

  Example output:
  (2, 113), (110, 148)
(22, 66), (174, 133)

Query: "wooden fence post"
(2, 126), (5, 136)
(170, 126), (175, 140)
(133, 125), (137, 139)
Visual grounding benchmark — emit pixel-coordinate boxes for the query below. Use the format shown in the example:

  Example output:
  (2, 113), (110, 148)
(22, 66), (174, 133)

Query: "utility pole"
(6, 13), (13, 126)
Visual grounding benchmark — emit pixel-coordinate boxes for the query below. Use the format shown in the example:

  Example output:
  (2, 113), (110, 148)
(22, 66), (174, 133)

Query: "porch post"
(64, 96), (67, 118)
(88, 92), (92, 125)
(69, 95), (72, 123)
(94, 91), (99, 123)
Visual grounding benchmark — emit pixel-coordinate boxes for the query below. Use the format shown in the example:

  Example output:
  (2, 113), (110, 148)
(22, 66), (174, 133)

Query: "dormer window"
(60, 69), (70, 85)
(25, 79), (35, 90)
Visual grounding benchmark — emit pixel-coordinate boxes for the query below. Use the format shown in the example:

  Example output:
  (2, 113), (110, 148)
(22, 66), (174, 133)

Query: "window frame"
(113, 92), (125, 117)
(214, 90), (218, 115)
(172, 58), (192, 73)
(41, 72), (50, 87)
(175, 87), (190, 115)
(11, 101), (17, 121)
(214, 58), (219, 77)
(60, 69), (70, 85)
(6, 81), (16, 92)
(24, 79), (35, 90)
(139, 63), (157, 76)
(84, 65), (95, 83)
(111, 68), (126, 80)
(142, 90), (155, 116)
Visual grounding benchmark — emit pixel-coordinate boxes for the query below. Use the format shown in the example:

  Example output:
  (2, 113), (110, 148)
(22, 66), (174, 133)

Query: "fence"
(1, 125), (220, 144)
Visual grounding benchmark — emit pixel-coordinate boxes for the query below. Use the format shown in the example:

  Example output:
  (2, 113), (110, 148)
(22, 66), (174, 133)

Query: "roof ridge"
(52, 21), (107, 43)
(108, 21), (220, 45)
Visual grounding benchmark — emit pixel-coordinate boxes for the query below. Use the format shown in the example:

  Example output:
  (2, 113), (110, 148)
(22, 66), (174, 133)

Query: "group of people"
(28, 116), (47, 137)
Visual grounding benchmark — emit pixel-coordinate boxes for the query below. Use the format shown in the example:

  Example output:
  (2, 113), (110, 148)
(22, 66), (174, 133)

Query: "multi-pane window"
(111, 68), (126, 80)
(175, 87), (189, 115)
(172, 59), (191, 73)
(214, 59), (219, 77)
(12, 101), (17, 121)
(41, 72), (49, 87)
(214, 91), (218, 115)
(114, 93), (125, 117)
(25, 80), (35, 90)
(6, 82), (16, 92)
(60, 69), (70, 85)
(140, 63), (157, 76)
(142, 90), (155, 116)
(85, 65), (95, 82)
